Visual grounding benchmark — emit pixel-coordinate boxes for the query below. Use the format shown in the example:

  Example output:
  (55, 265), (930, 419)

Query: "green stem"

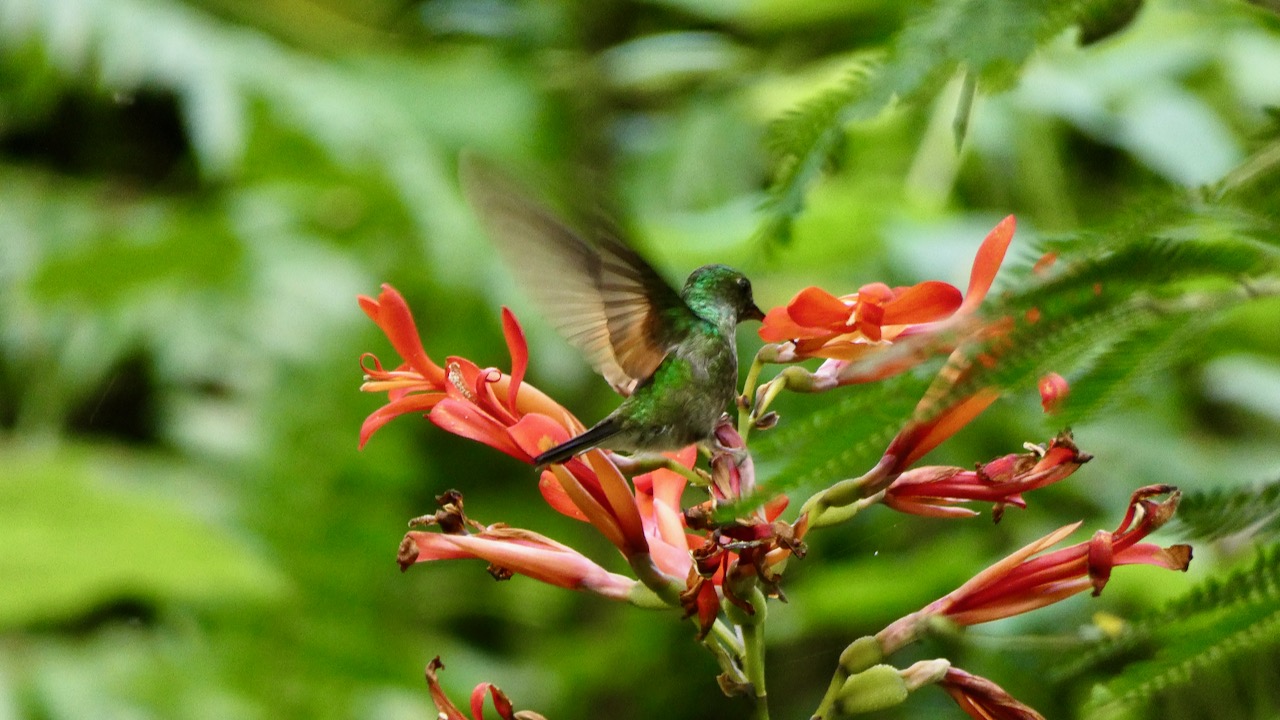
(612, 454), (710, 487)
(703, 619), (749, 686)
(709, 617), (746, 658)
(729, 587), (770, 719)
(627, 554), (684, 606)
(742, 622), (769, 719)
(797, 455), (897, 530)
(811, 637), (885, 719)
(738, 351), (768, 439)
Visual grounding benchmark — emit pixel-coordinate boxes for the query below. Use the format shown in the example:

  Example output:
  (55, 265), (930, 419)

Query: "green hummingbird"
(460, 157), (765, 467)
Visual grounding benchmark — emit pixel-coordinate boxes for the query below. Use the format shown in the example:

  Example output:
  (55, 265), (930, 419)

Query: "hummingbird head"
(682, 265), (766, 325)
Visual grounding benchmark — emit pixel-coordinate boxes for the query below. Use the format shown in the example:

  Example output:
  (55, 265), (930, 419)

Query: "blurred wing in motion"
(460, 155), (694, 395)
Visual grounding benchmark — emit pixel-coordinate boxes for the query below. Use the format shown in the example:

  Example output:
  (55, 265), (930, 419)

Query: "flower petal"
(360, 285), (446, 385)
(758, 307), (812, 342)
(787, 286), (853, 328)
(548, 464), (628, 552)
(430, 398), (528, 461)
(1114, 542), (1193, 571)
(501, 307), (528, 414)
(358, 393), (444, 448)
(538, 470), (591, 521)
(882, 281), (963, 325)
(959, 216), (1015, 315)
(585, 450), (648, 556)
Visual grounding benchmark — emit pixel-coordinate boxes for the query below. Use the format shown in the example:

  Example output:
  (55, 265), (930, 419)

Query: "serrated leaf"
(1172, 479), (1280, 544)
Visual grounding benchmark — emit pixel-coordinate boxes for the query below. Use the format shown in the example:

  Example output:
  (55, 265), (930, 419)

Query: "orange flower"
(759, 216), (1016, 384)
(424, 657), (547, 720)
(885, 432), (1090, 519)
(358, 284), (580, 456)
(359, 284), (649, 556)
(877, 485), (1192, 653)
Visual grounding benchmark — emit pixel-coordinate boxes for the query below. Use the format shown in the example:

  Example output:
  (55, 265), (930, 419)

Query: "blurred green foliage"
(1, 0), (1278, 718)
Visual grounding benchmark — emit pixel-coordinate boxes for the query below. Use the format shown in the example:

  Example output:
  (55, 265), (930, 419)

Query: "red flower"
(631, 446), (702, 578)
(877, 485), (1192, 652)
(358, 284), (581, 457)
(359, 284), (651, 557)
(400, 524), (636, 601)
(885, 432), (1090, 519)
(1038, 372), (1069, 414)
(759, 217), (1015, 382)
(940, 667), (1045, 720)
(424, 657), (547, 720)
(397, 490), (637, 600)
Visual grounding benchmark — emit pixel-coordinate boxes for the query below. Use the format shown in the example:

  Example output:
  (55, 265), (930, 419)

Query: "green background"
(2, 0), (1279, 718)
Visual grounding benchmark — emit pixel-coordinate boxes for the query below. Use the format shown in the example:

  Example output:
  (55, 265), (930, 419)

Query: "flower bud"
(837, 665), (909, 714)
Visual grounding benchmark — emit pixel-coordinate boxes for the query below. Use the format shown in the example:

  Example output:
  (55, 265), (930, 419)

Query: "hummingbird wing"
(460, 156), (694, 395)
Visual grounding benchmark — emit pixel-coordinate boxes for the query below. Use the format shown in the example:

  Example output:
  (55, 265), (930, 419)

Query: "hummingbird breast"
(612, 323), (738, 451)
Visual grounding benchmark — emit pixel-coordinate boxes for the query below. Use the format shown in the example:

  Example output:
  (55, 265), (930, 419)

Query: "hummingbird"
(460, 156), (765, 467)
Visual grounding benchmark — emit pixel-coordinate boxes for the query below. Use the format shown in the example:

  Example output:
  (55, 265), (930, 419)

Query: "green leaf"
(0, 442), (288, 629)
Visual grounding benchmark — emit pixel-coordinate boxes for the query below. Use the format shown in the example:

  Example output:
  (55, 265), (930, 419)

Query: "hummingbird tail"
(534, 418), (622, 468)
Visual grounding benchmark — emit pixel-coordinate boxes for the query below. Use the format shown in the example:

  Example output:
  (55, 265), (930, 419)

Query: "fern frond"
(1173, 479), (1280, 544)
(1052, 314), (1205, 426)
(755, 63), (880, 247)
(754, 0), (1124, 249)
(754, 367), (936, 494)
(1058, 544), (1280, 720)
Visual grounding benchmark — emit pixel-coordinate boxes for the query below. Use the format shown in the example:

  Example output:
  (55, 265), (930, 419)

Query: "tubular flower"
(877, 485), (1192, 653)
(358, 284), (581, 456)
(758, 216), (1016, 385)
(631, 446), (701, 578)
(885, 432), (1091, 520)
(359, 284), (649, 557)
(940, 667), (1045, 720)
(425, 657), (548, 720)
(398, 491), (637, 602)
(877, 320), (1014, 476)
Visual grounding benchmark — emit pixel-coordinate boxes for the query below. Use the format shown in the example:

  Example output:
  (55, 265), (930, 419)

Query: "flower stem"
(729, 587), (770, 719)
(627, 554), (684, 606)
(798, 455), (897, 530)
(811, 636), (886, 719)
(702, 619), (749, 686)
(738, 351), (768, 439)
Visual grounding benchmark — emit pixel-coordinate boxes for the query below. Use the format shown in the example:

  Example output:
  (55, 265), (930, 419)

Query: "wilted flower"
(940, 667), (1045, 720)
(424, 656), (547, 720)
(885, 432), (1091, 519)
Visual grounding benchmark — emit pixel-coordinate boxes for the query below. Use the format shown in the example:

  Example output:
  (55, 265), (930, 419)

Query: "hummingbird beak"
(744, 302), (766, 322)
